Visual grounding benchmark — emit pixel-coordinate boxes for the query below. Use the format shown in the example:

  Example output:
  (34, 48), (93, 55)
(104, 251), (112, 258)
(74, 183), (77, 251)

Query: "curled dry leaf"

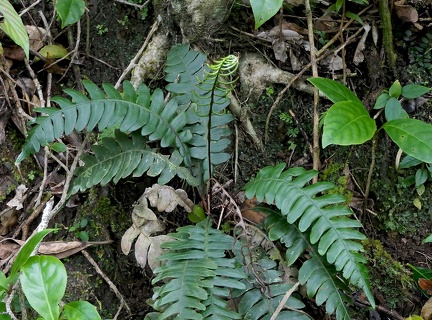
(6, 184), (27, 210)
(422, 296), (432, 320)
(354, 24), (371, 65)
(121, 184), (194, 271)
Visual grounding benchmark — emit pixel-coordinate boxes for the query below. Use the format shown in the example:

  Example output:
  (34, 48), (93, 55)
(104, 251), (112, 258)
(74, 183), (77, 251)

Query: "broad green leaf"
(415, 168), (428, 187)
(322, 100), (376, 147)
(55, 0), (86, 28)
(423, 234), (432, 244)
(309, 78), (362, 104)
(383, 119), (432, 163)
(50, 142), (67, 153)
(389, 80), (402, 98)
(402, 84), (431, 99)
(63, 301), (101, 320)
(10, 229), (55, 280)
(373, 92), (390, 109)
(250, 0), (283, 29)
(0, 0), (29, 59)
(37, 44), (69, 61)
(384, 97), (408, 121)
(20, 256), (66, 320)
(398, 155), (422, 169)
(188, 205), (206, 223)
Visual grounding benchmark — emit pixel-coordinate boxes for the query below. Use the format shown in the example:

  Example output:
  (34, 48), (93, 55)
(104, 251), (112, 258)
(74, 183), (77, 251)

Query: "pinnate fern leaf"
(244, 163), (375, 315)
(148, 220), (246, 320)
(232, 258), (309, 320)
(16, 80), (190, 165)
(165, 44), (236, 187)
(69, 130), (198, 195)
(265, 209), (352, 320)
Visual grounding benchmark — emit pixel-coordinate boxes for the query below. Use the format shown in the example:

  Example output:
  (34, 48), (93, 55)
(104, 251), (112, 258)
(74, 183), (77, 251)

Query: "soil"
(2, 0), (432, 319)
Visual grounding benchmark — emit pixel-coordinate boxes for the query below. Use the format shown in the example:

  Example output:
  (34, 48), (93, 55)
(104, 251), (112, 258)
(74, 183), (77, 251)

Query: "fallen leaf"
(422, 296), (432, 320)
(6, 185), (27, 210)
(36, 44), (70, 61)
(354, 24), (371, 65)
(25, 25), (46, 52)
(395, 3), (418, 23)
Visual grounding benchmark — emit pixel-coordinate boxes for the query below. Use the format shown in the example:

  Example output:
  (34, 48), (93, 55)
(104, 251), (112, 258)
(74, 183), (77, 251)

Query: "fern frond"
(69, 131), (198, 195)
(244, 163), (375, 312)
(233, 258), (309, 320)
(16, 81), (191, 165)
(164, 44), (236, 189)
(149, 220), (246, 320)
(265, 208), (352, 320)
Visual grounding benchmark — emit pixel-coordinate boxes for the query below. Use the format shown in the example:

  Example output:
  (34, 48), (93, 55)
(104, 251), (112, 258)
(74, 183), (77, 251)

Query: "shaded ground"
(2, 0), (432, 319)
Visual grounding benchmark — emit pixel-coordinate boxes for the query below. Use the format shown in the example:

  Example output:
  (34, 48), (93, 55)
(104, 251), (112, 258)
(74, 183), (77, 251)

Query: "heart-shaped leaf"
(383, 119), (432, 163)
(322, 100), (376, 147)
(20, 256), (66, 320)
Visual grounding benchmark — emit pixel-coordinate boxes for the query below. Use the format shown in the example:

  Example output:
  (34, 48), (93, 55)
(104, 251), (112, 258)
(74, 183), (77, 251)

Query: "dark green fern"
(244, 163), (375, 320)
(69, 130), (198, 194)
(147, 219), (247, 320)
(16, 81), (191, 165)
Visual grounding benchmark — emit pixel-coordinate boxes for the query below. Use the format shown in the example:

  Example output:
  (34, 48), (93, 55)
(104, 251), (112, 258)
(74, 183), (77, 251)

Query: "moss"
(363, 239), (414, 308)
(320, 162), (353, 202)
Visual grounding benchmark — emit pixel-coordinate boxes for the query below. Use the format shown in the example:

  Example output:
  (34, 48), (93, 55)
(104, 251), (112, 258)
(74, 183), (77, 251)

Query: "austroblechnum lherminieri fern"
(244, 163), (375, 320)
(16, 44), (237, 193)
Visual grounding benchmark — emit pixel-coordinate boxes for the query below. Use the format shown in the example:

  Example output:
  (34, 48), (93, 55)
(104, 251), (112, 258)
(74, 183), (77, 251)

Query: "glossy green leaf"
(20, 256), (66, 320)
(10, 229), (55, 280)
(402, 84), (431, 99)
(55, 0), (86, 28)
(383, 119), (432, 163)
(188, 205), (206, 223)
(384, 97), (408, 121)
(50, 142), (67, 153)
(389, 80), (402, 98)
(0, 0), (29, 59)
(322, 101), (376, 147)
(373, 92), (389, 109)
(415, 168), (428, 187)
(309, 78), (362, 104)
(398, 155), (422, 169)
(250, 0), (283, 29)
(63, 301), (101, 320)
(423, 234), (432, 244)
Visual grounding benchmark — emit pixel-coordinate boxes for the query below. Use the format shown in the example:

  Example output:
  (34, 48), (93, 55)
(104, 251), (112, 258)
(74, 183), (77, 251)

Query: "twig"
(34, 146), (49, 207)
(81, 250), (132, 316)
(305, 0), (321, 178)
(115, 20), (159, 89)
(24, 59), (45, 108)
(270, 281), (301, 320)
(114, 0), (150, 10)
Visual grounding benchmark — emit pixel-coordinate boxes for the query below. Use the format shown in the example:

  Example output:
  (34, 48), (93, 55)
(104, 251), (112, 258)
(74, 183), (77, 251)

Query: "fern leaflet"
(148, 220), (246, 320)
(244, 163), (375, 314)
(16, 81), (191, 166)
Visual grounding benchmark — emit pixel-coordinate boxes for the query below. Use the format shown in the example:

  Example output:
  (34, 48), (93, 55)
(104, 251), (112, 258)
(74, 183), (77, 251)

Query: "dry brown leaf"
(354, 24), (371, 65)
(25, 25), (46, 52)
(121, 184), (194, 271)
(0, 210), (19, 236)
(6, 185), (27, 210)
(0, 238), (113, 260)
(395, 3), (418, 23)
(2, 45), (25, 61)
(422, 296), (432, 320)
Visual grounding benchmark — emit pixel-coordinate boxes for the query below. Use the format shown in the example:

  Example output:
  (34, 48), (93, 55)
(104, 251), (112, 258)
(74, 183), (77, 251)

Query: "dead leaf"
(2, 45), (25, 61)
(422, 296), (432, 320)
(354, 24), (371, 65)
(273, 38), (287, 63)
(395, 3), (418, 23)
(0, 210), (19, 236)
(372, 20), (378, 47)
(25, 25), (46, 52)
(321, 53), (344, 71)
(121, 184), (195, 271)
(6, 185), (27, 210)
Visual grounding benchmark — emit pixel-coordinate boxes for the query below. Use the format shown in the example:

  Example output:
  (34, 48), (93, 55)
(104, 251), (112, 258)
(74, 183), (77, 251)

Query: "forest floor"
(2, 0), (432, 319)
